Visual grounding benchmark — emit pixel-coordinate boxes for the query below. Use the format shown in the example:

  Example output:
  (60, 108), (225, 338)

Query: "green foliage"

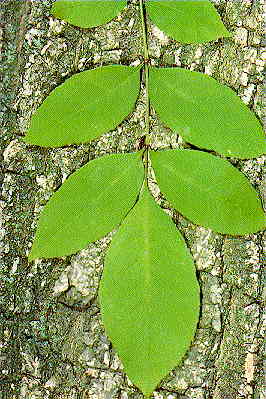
(25, 0), (265, 397)
(29, 152), (144, 260)
(100, 186), (200, 395)
(24, 66), (140, 147)
(149, 67), (265, 158)
(150, 149), (265, 235)
(146, 0), (231, 43)
(51, 0), (127, 28)
(51, 0), (231, 43)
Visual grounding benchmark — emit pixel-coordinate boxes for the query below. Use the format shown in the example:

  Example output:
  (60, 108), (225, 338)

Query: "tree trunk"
(1, 1), (265, 398)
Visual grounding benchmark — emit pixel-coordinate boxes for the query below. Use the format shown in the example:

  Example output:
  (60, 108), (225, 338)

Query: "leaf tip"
(23, 129), (40, 147)
(28, 240), (45, 262)
(28, 251), (37, 263)
(22, 135), (31, 146)
(223, 29), (232, 39)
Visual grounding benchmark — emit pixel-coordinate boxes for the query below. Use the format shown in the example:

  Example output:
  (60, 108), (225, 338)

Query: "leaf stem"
(139, 0), (149, 64)
(139, 0), (150, 139)
(139, 0), (150, 179)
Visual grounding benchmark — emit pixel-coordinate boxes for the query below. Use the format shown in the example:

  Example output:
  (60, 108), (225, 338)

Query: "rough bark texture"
(1, 1), (265, 398)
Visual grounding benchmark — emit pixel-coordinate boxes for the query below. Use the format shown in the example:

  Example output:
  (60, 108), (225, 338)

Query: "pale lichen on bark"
(1, 1), (265, 398)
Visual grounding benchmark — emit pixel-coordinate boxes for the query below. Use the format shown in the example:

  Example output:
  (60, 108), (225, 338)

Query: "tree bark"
(1, 1), (265, 398)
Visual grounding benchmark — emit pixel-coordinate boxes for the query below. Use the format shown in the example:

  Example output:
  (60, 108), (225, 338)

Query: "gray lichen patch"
(213, 293), (260, 399)
(189, 228), (223, 273)
(222, 236), (263, 297)
(212, 232), (264, 399)
(53, 235), (113, 305)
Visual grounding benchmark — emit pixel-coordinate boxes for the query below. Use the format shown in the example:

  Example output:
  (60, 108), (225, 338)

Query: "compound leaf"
(99, 186), (200, 396)
(146, 0), (231, 43)
(150, 149), (266, 235)
(24, 65), (140, 147)
(149, 67), (265, 159)
(51, 0), (127, 28)
(29, 152), (144, 260)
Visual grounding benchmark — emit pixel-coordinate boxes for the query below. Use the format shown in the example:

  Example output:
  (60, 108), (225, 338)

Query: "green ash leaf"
(146, 0), (231, 43)
(150, 149), (266, 235)
(24, 65), (140, 147)
(100, 186), (200, 396)
(51, 0), (127, 28)
(149, 67), (265, 159)
(29, 152), (144, 260)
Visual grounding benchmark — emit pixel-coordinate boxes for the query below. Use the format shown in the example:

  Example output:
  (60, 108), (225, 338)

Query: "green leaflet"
(150, 149), (266, 235)
(24, 65), (140, 147)
(51, 0), (230, 44)
(29, 152), (144, 260)
(149, 67), (266, 159)
(51, 0), (127, 28)
(99, 186), (200, 396)
(146, 0), (231, 43)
